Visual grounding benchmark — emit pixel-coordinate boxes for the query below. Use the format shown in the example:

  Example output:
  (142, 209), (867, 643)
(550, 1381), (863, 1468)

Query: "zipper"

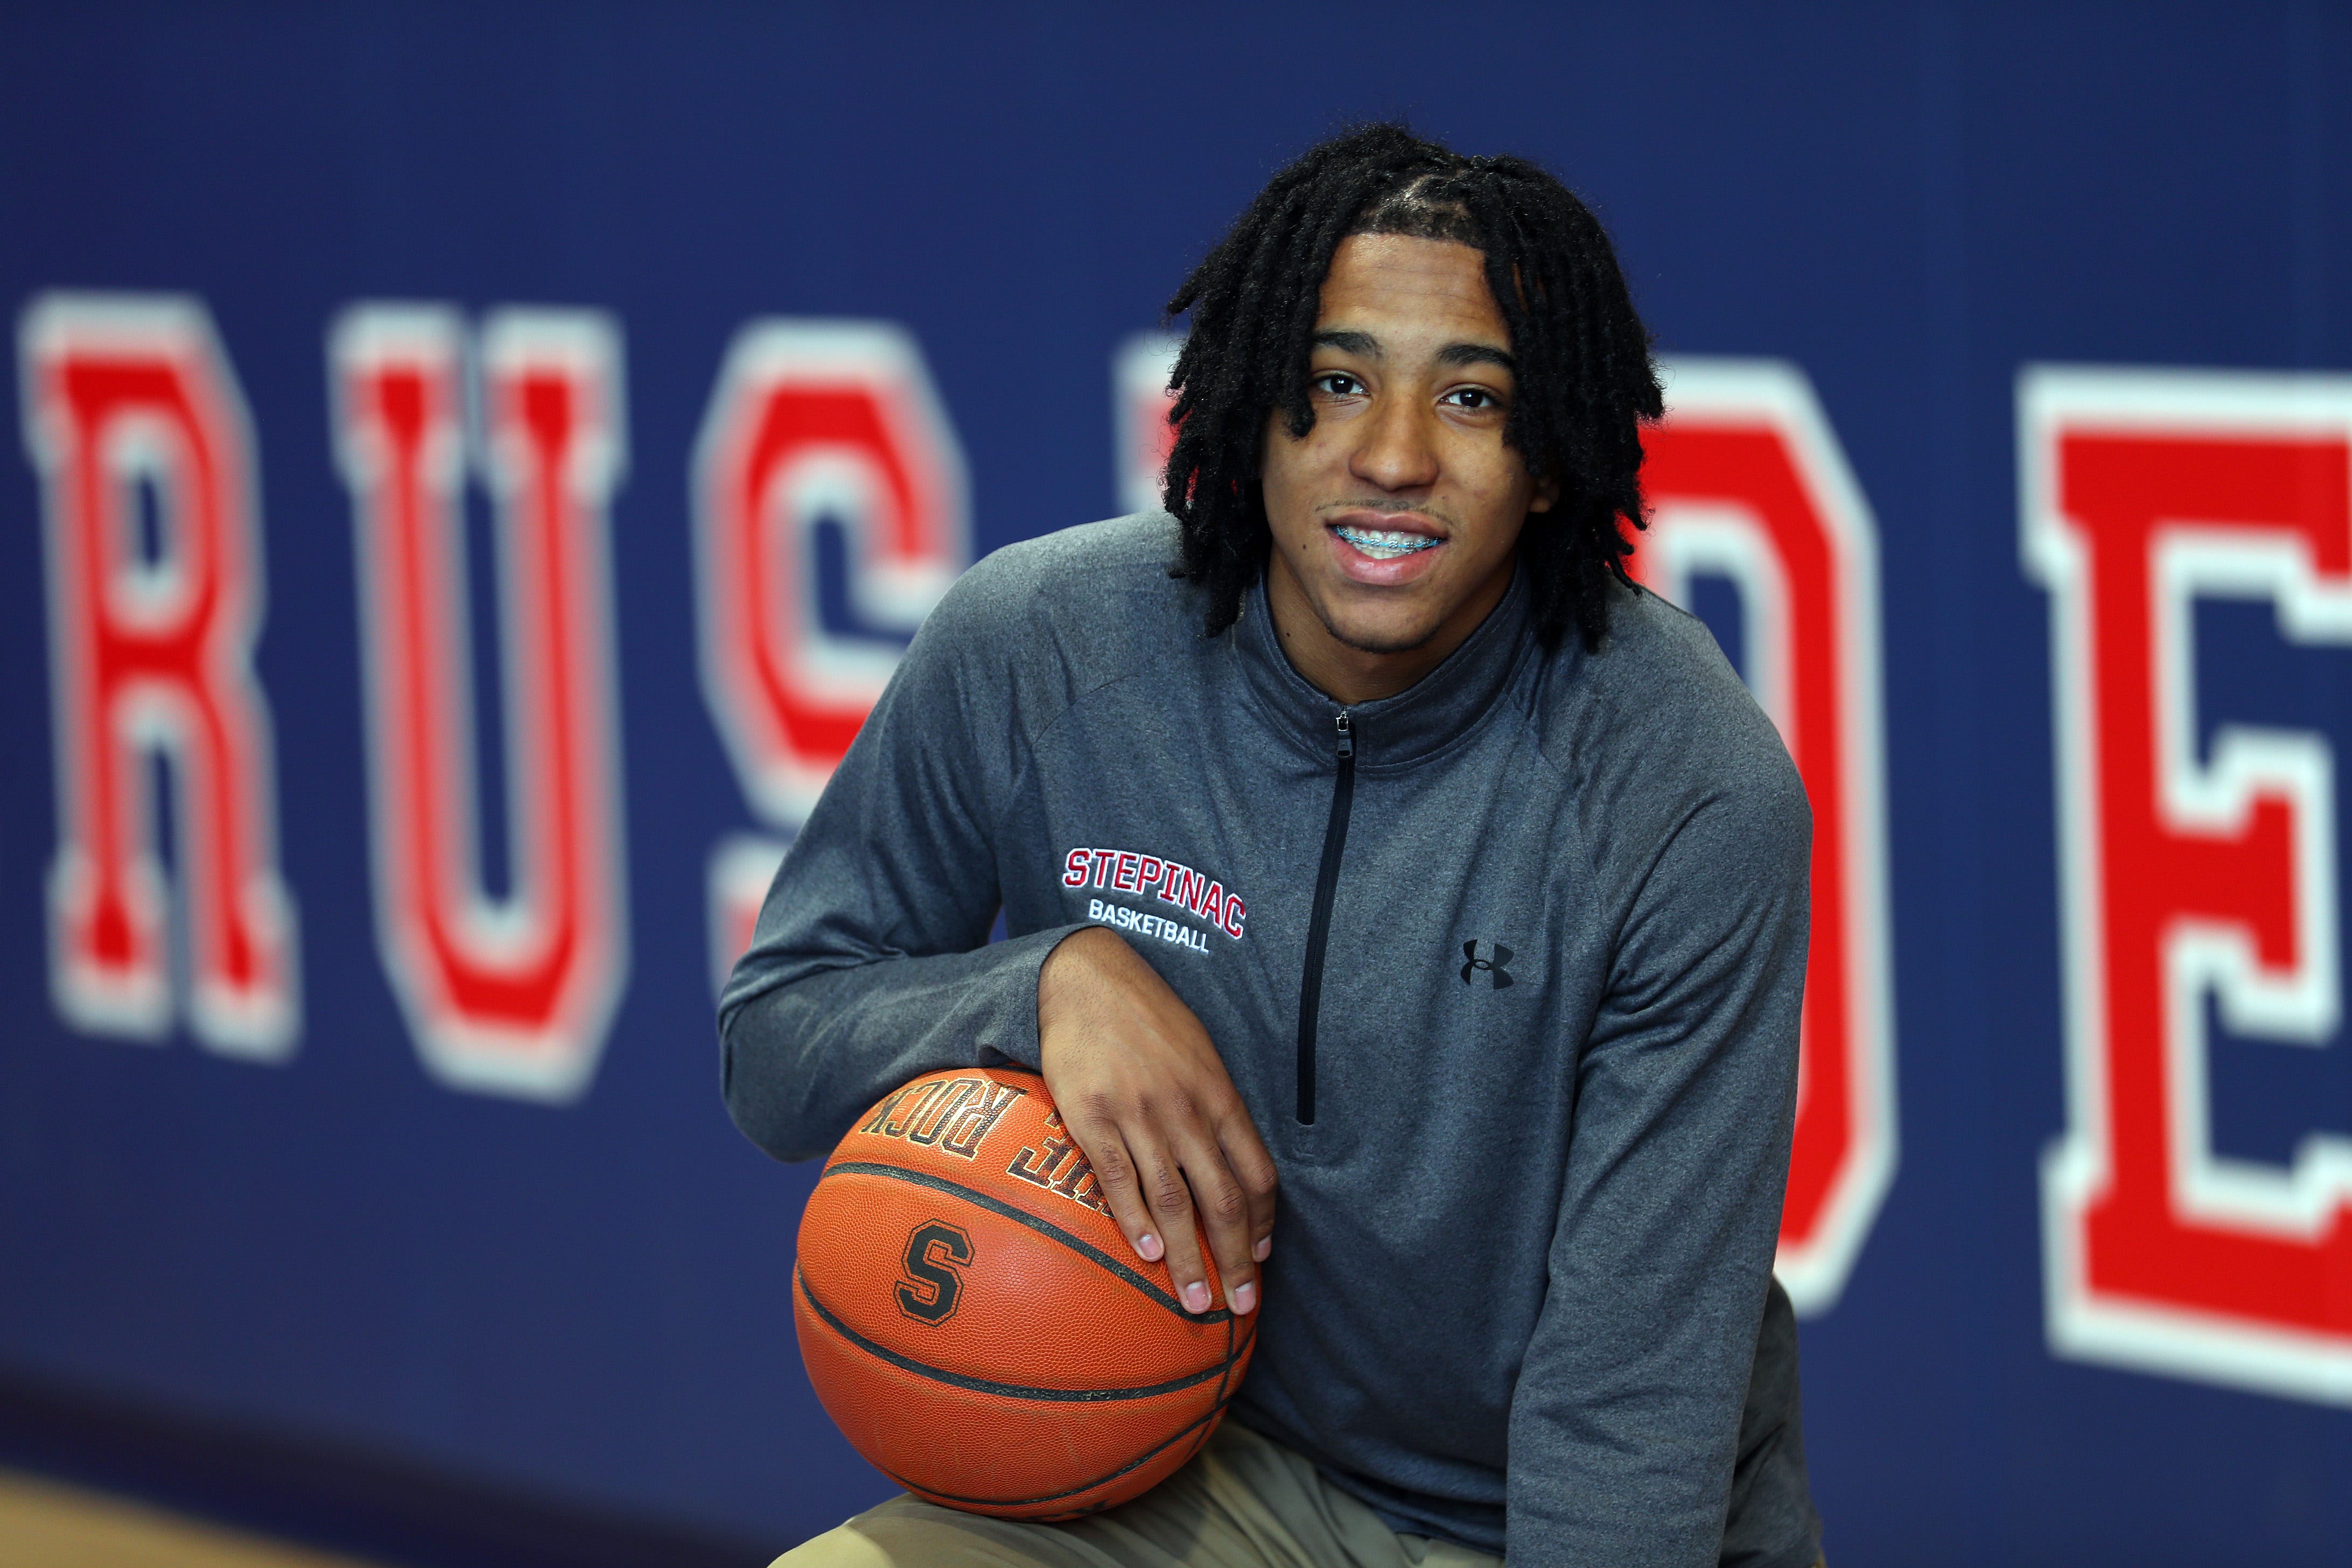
(1295, 710), (1355, 1126)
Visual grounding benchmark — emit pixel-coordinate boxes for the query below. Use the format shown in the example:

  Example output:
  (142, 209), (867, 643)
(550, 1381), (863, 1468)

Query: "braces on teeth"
(1334, 525), (1440, 560)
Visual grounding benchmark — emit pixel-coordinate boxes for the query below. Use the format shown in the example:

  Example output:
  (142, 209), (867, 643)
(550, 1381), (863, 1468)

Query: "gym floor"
(0, 1468), (383, 1568)
(0, 1367), (779, 1568)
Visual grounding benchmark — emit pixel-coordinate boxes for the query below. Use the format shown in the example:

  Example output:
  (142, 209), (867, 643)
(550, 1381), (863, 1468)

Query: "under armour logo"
(1461, 941), (1514, 988)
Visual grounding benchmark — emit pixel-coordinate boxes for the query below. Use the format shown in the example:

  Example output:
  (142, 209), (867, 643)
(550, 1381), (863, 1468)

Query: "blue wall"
(3, 3), (2349, 1562)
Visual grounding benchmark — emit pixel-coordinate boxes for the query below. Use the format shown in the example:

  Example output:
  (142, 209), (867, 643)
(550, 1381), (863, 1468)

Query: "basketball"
(793, 1066), (1257, 1521)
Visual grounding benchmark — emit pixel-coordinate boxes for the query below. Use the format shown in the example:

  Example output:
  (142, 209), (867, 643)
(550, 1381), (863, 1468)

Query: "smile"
(1333, 525), (1441, 561)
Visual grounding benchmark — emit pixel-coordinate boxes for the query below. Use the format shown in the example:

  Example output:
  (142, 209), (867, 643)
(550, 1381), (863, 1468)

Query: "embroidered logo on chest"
(1061, 846), (1247, 946)
(1461, 940), (1515, 988)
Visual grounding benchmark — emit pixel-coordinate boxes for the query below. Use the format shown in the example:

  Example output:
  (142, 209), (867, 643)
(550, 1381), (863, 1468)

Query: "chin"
(1321, 609), (1441, 657)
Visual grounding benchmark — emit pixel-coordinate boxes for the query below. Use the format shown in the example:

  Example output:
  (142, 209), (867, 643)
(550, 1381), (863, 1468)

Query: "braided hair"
(1161, 123), (1662, 650)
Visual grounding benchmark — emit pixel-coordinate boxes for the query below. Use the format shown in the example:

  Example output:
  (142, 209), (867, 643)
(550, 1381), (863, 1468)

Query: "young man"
(722, 125), (1824, 1568)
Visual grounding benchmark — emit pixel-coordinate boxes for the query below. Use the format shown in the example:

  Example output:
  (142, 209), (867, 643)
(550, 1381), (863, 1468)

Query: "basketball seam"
(819, 1159), (1235, 1324)
(1214, 1308), (1247, 1411)
(1183, 1307), (1249, 1481)
(797, 1268), (1243, 1403)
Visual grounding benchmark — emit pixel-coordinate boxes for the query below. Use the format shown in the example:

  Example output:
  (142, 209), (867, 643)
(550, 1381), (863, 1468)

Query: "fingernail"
(1183, 1282), (1211, 1313)
(1231, 1280), (1256, 1314)
(1137, 1233), (1163, 1262)
(1253, 1237), (1271, 1262)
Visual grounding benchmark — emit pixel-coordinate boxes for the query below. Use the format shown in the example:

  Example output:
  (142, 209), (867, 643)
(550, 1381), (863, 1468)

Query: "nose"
(1347, 390), (1440, 495)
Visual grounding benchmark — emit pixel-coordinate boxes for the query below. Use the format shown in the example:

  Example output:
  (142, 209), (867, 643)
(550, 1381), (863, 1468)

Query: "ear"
(1527, 474), (1562, 515)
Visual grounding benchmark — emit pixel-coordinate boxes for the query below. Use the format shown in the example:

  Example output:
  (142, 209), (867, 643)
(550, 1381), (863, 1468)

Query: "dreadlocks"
(1161, 123), (1662, 650)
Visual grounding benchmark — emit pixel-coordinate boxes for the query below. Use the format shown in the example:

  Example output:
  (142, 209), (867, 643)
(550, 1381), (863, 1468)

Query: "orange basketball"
(794, 1065), (1257, 1521)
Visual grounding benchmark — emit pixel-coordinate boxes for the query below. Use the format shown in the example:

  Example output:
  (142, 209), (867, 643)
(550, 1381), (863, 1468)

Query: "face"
(1258, 232), (1551, 702)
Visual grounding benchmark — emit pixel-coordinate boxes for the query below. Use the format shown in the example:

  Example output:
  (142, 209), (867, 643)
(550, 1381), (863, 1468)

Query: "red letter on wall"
(18, 294), (299, 1056)
(332, 306), (628, 1102)
(694, 320), (967, 984)
(2025, 367), (2352, 1402)
(1631, 359), (1898, 1315)
(1114, 332), (1181, 517)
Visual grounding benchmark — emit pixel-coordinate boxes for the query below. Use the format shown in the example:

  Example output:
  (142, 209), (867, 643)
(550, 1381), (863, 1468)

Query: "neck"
(1262, 552), (1514, 706)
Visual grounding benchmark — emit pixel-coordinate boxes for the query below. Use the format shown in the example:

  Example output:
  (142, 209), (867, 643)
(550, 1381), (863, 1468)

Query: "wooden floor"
(0, 1467), (386, 1568)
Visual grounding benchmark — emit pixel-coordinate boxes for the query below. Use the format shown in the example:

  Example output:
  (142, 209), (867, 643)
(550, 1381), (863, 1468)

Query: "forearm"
(711, 551), (1059, 1163)
(1504, 1067), (1790, 1566)
(1508, 789), (1808, 1565)
(1504, 1233), (1778, 1565)
(720, 924), (1086, 1162)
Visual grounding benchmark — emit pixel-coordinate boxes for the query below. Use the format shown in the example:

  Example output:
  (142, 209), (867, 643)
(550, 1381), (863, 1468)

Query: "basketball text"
(894, 1221), (971, 1325)
(858, 1076), (1029, 1160)
(1007, 1110), (1115, 1217)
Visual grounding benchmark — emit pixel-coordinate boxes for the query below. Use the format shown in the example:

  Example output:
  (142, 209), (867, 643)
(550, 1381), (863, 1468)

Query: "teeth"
(1335, 526), (1439, 560)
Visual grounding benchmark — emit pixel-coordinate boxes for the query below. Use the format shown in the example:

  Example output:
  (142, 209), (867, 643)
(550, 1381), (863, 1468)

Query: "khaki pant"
(774, 1420), (1502, 1568)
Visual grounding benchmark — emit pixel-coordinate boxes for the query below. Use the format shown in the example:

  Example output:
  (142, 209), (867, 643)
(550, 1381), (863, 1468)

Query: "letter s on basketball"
(894, 1222), (972, 1325)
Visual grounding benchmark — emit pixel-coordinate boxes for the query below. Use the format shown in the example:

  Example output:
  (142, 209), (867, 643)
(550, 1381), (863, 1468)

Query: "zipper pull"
(1334, 711), (1353, 761)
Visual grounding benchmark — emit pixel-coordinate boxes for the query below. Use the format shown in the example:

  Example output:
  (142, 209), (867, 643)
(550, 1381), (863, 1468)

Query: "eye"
(1312, 372), (1364, 398)
(1442, 386), (1502, 411)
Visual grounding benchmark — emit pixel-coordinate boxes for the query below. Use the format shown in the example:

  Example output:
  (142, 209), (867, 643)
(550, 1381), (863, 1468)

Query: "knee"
(767, 1521), (899, 1568)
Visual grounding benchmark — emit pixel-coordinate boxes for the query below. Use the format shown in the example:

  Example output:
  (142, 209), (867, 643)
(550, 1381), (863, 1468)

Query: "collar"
(1230, 565), (1535, 770)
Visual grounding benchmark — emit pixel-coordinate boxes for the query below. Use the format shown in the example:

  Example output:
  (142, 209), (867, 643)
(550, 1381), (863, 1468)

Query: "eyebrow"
(1312, 329), (1382, 357)
(1437, 342), (1516, 372)
(1311, 329), (1515, 373)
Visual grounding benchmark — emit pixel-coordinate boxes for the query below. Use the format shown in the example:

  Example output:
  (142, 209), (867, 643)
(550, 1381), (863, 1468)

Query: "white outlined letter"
(694, 320), (968, 984)
(2024, 366), (2352, 1402)
(332, 305), (629, 1103)
(19, 293), (299, 1057)
(1633, 358), (1899, 1315)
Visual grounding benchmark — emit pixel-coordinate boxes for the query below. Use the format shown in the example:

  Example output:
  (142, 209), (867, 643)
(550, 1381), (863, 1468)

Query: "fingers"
(1221, 1114), (1280, 1267)
(1074, 1116), (1165, 1265)
(1076, 1111), (1248, 1318)
(1035, 928), (1278, 1318)
(1177, 1129), (1262, 1318)
(1142, 1143), (1218, 1315)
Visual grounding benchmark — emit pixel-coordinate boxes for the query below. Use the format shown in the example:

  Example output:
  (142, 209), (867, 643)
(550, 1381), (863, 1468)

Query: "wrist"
(1039, 924), (1113, 1043)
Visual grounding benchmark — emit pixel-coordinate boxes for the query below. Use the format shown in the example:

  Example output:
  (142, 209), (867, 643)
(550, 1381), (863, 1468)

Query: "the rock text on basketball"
(858, 1076), (1027, 1159)
(1007, 1110), (1115, 1217)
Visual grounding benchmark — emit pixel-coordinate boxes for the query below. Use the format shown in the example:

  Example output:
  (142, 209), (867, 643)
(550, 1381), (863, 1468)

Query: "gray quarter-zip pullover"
(721, 514), (1821, 1568)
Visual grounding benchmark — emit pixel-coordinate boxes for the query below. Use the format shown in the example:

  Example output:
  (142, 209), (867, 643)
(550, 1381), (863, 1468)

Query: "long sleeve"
(1505, 775), (1812, 1567)
(716, 564), (1083, 1164)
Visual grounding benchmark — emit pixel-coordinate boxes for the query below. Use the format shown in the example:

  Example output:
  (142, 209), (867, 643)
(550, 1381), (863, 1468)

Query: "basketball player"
(722, 124), (1824, 1568)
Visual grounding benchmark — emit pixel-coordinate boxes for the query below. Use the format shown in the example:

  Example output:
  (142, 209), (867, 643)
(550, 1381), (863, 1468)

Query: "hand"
(1037, 926), (1277, 1315)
